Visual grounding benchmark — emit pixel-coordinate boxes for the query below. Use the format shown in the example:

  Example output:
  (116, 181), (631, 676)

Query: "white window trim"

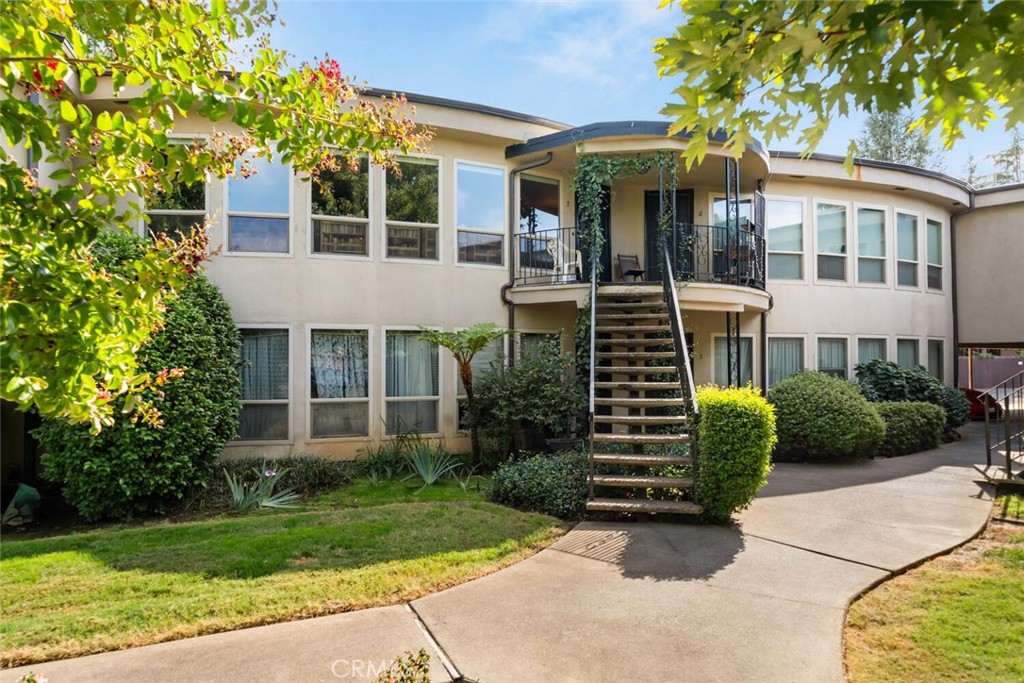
(766, 334), (807, 388)
(814, 334), (851, 380)
(855, 336), (889, 367)
(925, 216), (945, 293)
(224, 154), (295, 258)
(307, 152), (373, 261)
(853, 202), (890, 288)
(235, 323), (293, 444)
(382, 325), (443, 437)
(764, 194), (807, 283)
(305, 324), (374, 442)
(137, 133), (211, 238)
(382, 153), (443, 265)
(895, 209), (922, 290)
(515, 172), (565, 277)
(711, 333), (757, 386)
(708, 195), (754, 227)
(454, 158), (508, 269)
(812, 198), (852, 285)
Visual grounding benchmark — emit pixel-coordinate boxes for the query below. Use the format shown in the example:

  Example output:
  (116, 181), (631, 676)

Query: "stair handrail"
(587, 242), (597, 501)
(976, 368), (1024, 403)
(978, 368), (1024, 475)
(662, 243), (699, 415)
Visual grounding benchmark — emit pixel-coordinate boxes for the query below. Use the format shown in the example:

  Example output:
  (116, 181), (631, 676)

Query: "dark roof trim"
(361, 88), (570, 131)
(770, 150), (973, 193)
(974, 181), (1024, 196)
(504, 121), (768, 160)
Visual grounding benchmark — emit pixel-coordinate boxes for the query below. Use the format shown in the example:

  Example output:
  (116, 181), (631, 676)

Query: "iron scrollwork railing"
(670, 223), (766, 290)
(513, 226), (582, 286)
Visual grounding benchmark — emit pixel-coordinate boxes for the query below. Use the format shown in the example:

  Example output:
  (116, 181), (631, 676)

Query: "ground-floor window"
(309, 328), (369, 438)
(897, 338), (920, 370)
(713, 336), (753, 387)
(518, 332), (560, 360)
(385, 330), (439, 434)
(237, 327), (290, 440)
(457, 336), (503, 430)
(857, 338), (887, 366)
(768, 337), (804, 387)
(928, 339), (944, 380)
(817, 337), (849, 379)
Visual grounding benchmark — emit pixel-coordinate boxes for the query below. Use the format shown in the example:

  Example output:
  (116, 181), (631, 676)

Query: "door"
(576, 185), (611, 282)
(644, 190), (694, 280)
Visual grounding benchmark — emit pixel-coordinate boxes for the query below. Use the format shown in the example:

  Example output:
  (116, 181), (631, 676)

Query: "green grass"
(313, 476), (491, 508)
(0, 478), (564, 667)
(995, 492), (1024, 520)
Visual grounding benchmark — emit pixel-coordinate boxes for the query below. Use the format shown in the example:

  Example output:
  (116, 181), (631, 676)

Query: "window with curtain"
(457, 337), (503, 430)
(519, 332), (560, 359)
(768, 338), (804, 387)
(897, 212), (918, 287)
(927, 219), (943, 290)
(856, 208), (886, 284)
(386, 157), (439, 260)
(766, 199), (803, 279)
(144, 140), (206, 242)
(309, 329), (369, 438)
(385, 330), (439, 434)
(857, 338), (887, 366)
(237, 328), (289, 440)
(897, 338), (920, 369)
(816, 202), (847, 280)
(457, 162), (505, 265)
(311, 154), (369, 256)
(227, 153), (290, 253)
(928, 339), (944, 380)
(818, 337), (849, 379)
(713, 337), (753, 386)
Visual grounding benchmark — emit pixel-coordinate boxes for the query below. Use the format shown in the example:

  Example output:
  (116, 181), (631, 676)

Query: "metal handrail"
(980, 369), (1024, 476)
(662, 243), (699, 503)
(587, 243), (597, 501)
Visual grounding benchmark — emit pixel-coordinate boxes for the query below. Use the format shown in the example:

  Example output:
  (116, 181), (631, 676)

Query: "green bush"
(768, 371), (885, 462)
(937, 384), (971, 437)
(855, 359), (969, 439)
(490, 450), (587, 519)
(874, 402), (945, 457)
(208, 456), (357, 503)
(695, 385), (777, 521)
(35, 231), (241, 520)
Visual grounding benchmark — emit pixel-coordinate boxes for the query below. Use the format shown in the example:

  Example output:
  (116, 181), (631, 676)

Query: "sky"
(270, 0), (1014, 181)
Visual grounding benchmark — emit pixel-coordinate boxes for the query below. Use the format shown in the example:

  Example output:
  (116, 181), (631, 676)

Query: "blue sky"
(271, 0), (1013, 181)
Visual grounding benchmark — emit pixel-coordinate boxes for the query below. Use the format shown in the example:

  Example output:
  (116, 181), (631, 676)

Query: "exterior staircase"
(585, 283), (702, 516)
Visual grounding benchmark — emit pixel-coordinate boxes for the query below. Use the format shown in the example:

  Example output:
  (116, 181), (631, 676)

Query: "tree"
(989, 126), (1024, 185)
(855, 109), (944, 170)
(419, 324), (509, 465)
(964, 153), (981, 186)
(0, 0), (426, 430)
(655, 1), (1024, 168)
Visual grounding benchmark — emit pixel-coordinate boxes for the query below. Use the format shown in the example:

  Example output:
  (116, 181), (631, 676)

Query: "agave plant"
(403, 443), (460, 491)
(224, 461), (301, 512)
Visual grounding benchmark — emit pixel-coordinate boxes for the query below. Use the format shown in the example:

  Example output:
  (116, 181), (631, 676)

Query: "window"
(386, 157), (439, 260)
(712, 198), (753, 227)
(237, 328), (289, 440)
(144, 143), (206, 242)
(857, 338), (887, 365)
(928, 340), (944, 380)
(856, 208), (886, 283)
(457, 336), (503, 430)
(457, 162), (505, 265)
(311, 155), (369, 256)
(897, 338), (919, 369)
(816, 202), (847, 280)
(714, 336), (753, 386)
(768, 338), (804, 387)
(519, 332), (560, 359)
(385, 330), (439, 434)
(818, 338), (849, 379)
(897, 212), (918, 286)
(519, 175), (560, 233)
(927, 219), (943, 290)
(766, 199), (803, 279)
(227, 154), (290, 253)
(309, 329), (369, 438)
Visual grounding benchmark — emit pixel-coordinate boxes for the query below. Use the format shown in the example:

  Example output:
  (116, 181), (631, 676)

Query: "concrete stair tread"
(596, 312), (669, 320)
(596, 338), (675, 348)
(586, 498), (703, 515)
(593, 414), (688, 425)
(592, 453), (692, 466)
(594, 397), (687, 407)
(595, 365), (680, 374)
(595, 351), (676, 359)
(595, 325), (671, 334)
(594, 381), (682, 391)
(593, 433), (690, 444)
(592, 475), (694, 488)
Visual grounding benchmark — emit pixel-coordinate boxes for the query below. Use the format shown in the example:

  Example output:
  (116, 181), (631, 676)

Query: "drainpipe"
(501, 152), (553, 365)
(950, 193), (975, 388)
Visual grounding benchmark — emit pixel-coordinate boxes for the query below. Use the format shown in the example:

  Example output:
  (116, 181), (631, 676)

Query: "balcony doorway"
(644, 189), (694, 281)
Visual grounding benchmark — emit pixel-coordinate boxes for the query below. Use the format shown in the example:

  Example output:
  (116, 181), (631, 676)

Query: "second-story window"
(311, 155), (369, 256)
(856, 207), (886, 283)
(816, 202), (847, 281)
(927, 219), (943, 290)
(386, 156), (439, 260)
(144, 143), (206, 242)
(766, 199), (803, 279)
(457, 162), (505, 265)
(227, 154), (291, 254)
(897, 212), (918, 286)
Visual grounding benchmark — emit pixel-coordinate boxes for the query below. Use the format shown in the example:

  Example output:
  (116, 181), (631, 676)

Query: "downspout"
(501, 152), (554, 366)
(950, 193), (976, 388)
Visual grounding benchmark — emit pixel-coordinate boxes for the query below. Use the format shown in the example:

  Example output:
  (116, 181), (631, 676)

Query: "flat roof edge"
(361, 88), (571, 131)
(770, 150), (973, 193)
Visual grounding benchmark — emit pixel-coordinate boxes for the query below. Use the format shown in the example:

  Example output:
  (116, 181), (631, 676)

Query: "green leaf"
(79, 68), (97, 94)
(59, 99), (77, 122)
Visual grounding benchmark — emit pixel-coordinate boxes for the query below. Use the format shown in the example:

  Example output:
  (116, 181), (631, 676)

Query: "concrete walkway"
(3, 428), (993, 683)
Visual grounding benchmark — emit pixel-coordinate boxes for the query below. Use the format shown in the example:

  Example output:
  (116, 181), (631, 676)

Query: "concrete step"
(595, 397), (687, 408)
(593, 414), (689, 425)
(594, 381), (682, 391)
(592, 475), (694, 489)
(595, 351), (676, 360)
(596, 338), (674, 348)
(593, 433), (690, 445)
(595, 301), (668, 311)
(596, 312), (669, 321)
(592, 453), (692, 467)
(586, 498), (703, 515)
(595, 365), (680, 375)
(595, 325), (671, 334)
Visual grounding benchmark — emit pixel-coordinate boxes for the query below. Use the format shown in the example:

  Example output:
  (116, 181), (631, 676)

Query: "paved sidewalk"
(3, 429), (993, 683)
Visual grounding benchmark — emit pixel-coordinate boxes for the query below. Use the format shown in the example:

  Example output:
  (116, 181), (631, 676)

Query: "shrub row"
(874, 402), (945, 457)
(855, 359), (970, 439)
(491, 450), (589, 520)
(203, 456), (359, 504)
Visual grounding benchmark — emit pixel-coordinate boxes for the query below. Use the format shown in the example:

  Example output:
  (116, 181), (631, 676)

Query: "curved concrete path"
(3, 427), (993, 683)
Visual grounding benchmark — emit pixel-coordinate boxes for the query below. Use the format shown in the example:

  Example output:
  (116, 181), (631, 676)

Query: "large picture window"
(927, 219), (943, 290)
(311, 155), (369, 256)
(310, 329), (369, 438)
(227, 154), (291, 253)
(818, 337), (849, 379)
(144, 142), (206, 242)
(816, 202), (847, 281)
(457, 162), (505, 265)
(768, 337), (804, 387)
(385, 330), (439, 434)
(856, 208), (886, 283)
(386, 157), (439, 260)
(237, 328), (290, 440)
(897, 212), (919, 287)
(713, 337), (753, 387)
(766, 199), (803, 279)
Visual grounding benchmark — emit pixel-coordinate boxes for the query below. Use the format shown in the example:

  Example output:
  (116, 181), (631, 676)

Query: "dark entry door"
(644, 190), (694, 280)
(576, 185), (611, 282)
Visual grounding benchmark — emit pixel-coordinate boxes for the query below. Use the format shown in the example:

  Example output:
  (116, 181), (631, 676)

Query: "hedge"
(874, 401), (945, 457)
(490, 450), (588, 520)
(855, 359), (970, 439)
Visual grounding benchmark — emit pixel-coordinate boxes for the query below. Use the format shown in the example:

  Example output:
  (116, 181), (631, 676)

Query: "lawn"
(0, 478), (565, 667)
(844, 493), (1024, 683)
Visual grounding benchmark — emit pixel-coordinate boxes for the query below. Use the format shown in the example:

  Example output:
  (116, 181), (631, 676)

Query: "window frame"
(856, 336), (889, 367)
(305, 324), (373, 442)
(235, 324), (293, 444)
(895, 210), (921, 289)
(813, 198), (851, 284)
(764, 195), (806, 282)
(896, 337), (921, 370)
(711, 334), (756, 387)
(224, 153), (294, 257)
(138, 134), (210, 241)
(382, 326), (442, 437)
(307, 152), (372, 261)
(382, 153), (443, 265)
(816, 335), (851, 380)
(454, 159), (507, 269)
(926, 217), (944, 292)
(854, 203), (889, 287)
(516, 330), (562, 361)
(454, 330), (505, 433)
(927, 338), (945, 381)
(767, 335), (807, 388)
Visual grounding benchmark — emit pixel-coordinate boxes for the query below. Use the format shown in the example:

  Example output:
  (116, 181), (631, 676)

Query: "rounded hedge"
(695, 385), (776, 521)
(767, 371), (885, 462)
(490, 450), (588, 520)
(35, 232), (241, 520)
(855, 358), (970, 439)
(874, 401), (945, 457)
